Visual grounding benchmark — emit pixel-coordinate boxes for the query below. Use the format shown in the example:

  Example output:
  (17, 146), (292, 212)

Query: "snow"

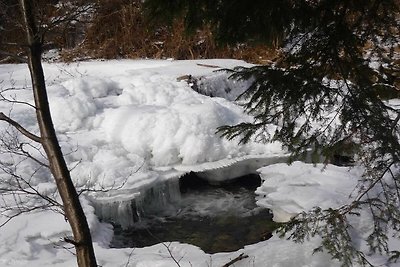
(0, 59), (398, 266)
(256, 161), (363, 222)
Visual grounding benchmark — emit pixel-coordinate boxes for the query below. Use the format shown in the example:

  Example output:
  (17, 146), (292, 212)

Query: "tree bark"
(19, 1), (97, 266)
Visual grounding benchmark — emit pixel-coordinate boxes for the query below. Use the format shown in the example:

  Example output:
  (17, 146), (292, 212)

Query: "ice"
(93, 178), (182, 229)
(196, 154), (289, 183)
(94, 199), (139, 229)
(135, 178), (182, 217)
(91, 155), (290, 228)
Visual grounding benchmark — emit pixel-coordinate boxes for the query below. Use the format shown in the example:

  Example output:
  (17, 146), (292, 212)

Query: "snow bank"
(256, 161), (363, 222)
(255, 161), (399, 266)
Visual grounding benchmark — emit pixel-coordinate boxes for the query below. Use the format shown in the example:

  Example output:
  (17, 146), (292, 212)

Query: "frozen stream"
(110, 173), (278, 253)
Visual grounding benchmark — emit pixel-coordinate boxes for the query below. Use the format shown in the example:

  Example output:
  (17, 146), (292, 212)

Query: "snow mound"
(256, 161), (362, 222)
(41, 60), (284, 192)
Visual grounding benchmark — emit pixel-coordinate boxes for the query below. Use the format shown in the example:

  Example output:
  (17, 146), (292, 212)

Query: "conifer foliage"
(146, 0), (400, 265)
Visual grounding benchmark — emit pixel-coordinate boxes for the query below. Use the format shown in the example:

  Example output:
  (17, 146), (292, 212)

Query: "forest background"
(0, 0), (278, 64)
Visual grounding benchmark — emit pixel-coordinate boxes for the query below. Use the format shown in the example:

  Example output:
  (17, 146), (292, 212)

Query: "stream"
(110, 173), (278, 253)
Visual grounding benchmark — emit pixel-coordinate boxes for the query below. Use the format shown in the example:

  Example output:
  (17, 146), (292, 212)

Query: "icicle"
(92, 198), (138, 229)
(135, 178), (181, 217)
(92, 178), (182, 229)
(92, 155), (288, 228)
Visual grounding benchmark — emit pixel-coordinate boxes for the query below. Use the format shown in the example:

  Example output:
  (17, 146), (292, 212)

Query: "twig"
(18, 143), (49, 168)
(0, 50), (27, 63)
(51, 238), (76, 256)
(0, 92), (37, 109)
(125, 247), (135, 267)
(77, 160), (145, 196)
(145, 229), (182, 267)
(162, 242), (182, 267)
(196, 63), (222, 68)
(0, 112), (41, 143)
(64, 237), (80, 246)
(221, 253), (249, 267)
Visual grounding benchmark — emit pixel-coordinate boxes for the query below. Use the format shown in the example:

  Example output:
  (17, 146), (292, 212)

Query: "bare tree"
(0, 1), (98, 266)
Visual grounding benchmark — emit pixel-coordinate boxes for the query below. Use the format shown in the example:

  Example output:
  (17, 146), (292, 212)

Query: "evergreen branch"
(350, 162), (395, 211)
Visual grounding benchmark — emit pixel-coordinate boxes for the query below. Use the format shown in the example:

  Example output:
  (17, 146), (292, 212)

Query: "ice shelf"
(91, 155), (290, 228)
(92, 178), (181, 229)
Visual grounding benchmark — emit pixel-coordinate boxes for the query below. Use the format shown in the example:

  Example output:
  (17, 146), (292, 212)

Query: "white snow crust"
(256, 161), (363, 222)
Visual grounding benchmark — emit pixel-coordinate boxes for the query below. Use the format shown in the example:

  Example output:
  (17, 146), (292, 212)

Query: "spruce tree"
(145, 1), (400, 265)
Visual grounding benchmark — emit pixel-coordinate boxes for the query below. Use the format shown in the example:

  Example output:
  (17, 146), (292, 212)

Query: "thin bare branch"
(0, 112), (41, 143)
(0, 164), (61, 208)
(0, 90), (36, 109)
(77, 160), (144, 196)
(221, 253), (249, 267)
(125, 248), (136, 267)
(0, 204), (53, 227)
(145, 229), (182, 267)
(18, 143), (49, 168)
(0, 50), (27, 63)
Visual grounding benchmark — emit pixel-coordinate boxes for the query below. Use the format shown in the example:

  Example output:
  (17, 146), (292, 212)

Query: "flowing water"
(110, 173), (278, 253)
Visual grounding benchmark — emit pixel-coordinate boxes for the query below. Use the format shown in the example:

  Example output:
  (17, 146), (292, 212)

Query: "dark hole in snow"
(178, 72), (247, 101)
(179, 171), (262, 192)
(332, 154), (355, 166)
(109, 172), (278, 253)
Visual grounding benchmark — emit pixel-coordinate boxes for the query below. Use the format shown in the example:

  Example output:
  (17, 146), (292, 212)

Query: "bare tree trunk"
(19, 1), (97, 266)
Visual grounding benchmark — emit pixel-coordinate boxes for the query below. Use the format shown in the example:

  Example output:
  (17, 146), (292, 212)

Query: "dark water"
(111, 173), (278, 253)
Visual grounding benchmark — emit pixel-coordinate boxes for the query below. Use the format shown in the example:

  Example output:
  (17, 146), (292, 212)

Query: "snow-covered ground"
(0, 59), (398, 266)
